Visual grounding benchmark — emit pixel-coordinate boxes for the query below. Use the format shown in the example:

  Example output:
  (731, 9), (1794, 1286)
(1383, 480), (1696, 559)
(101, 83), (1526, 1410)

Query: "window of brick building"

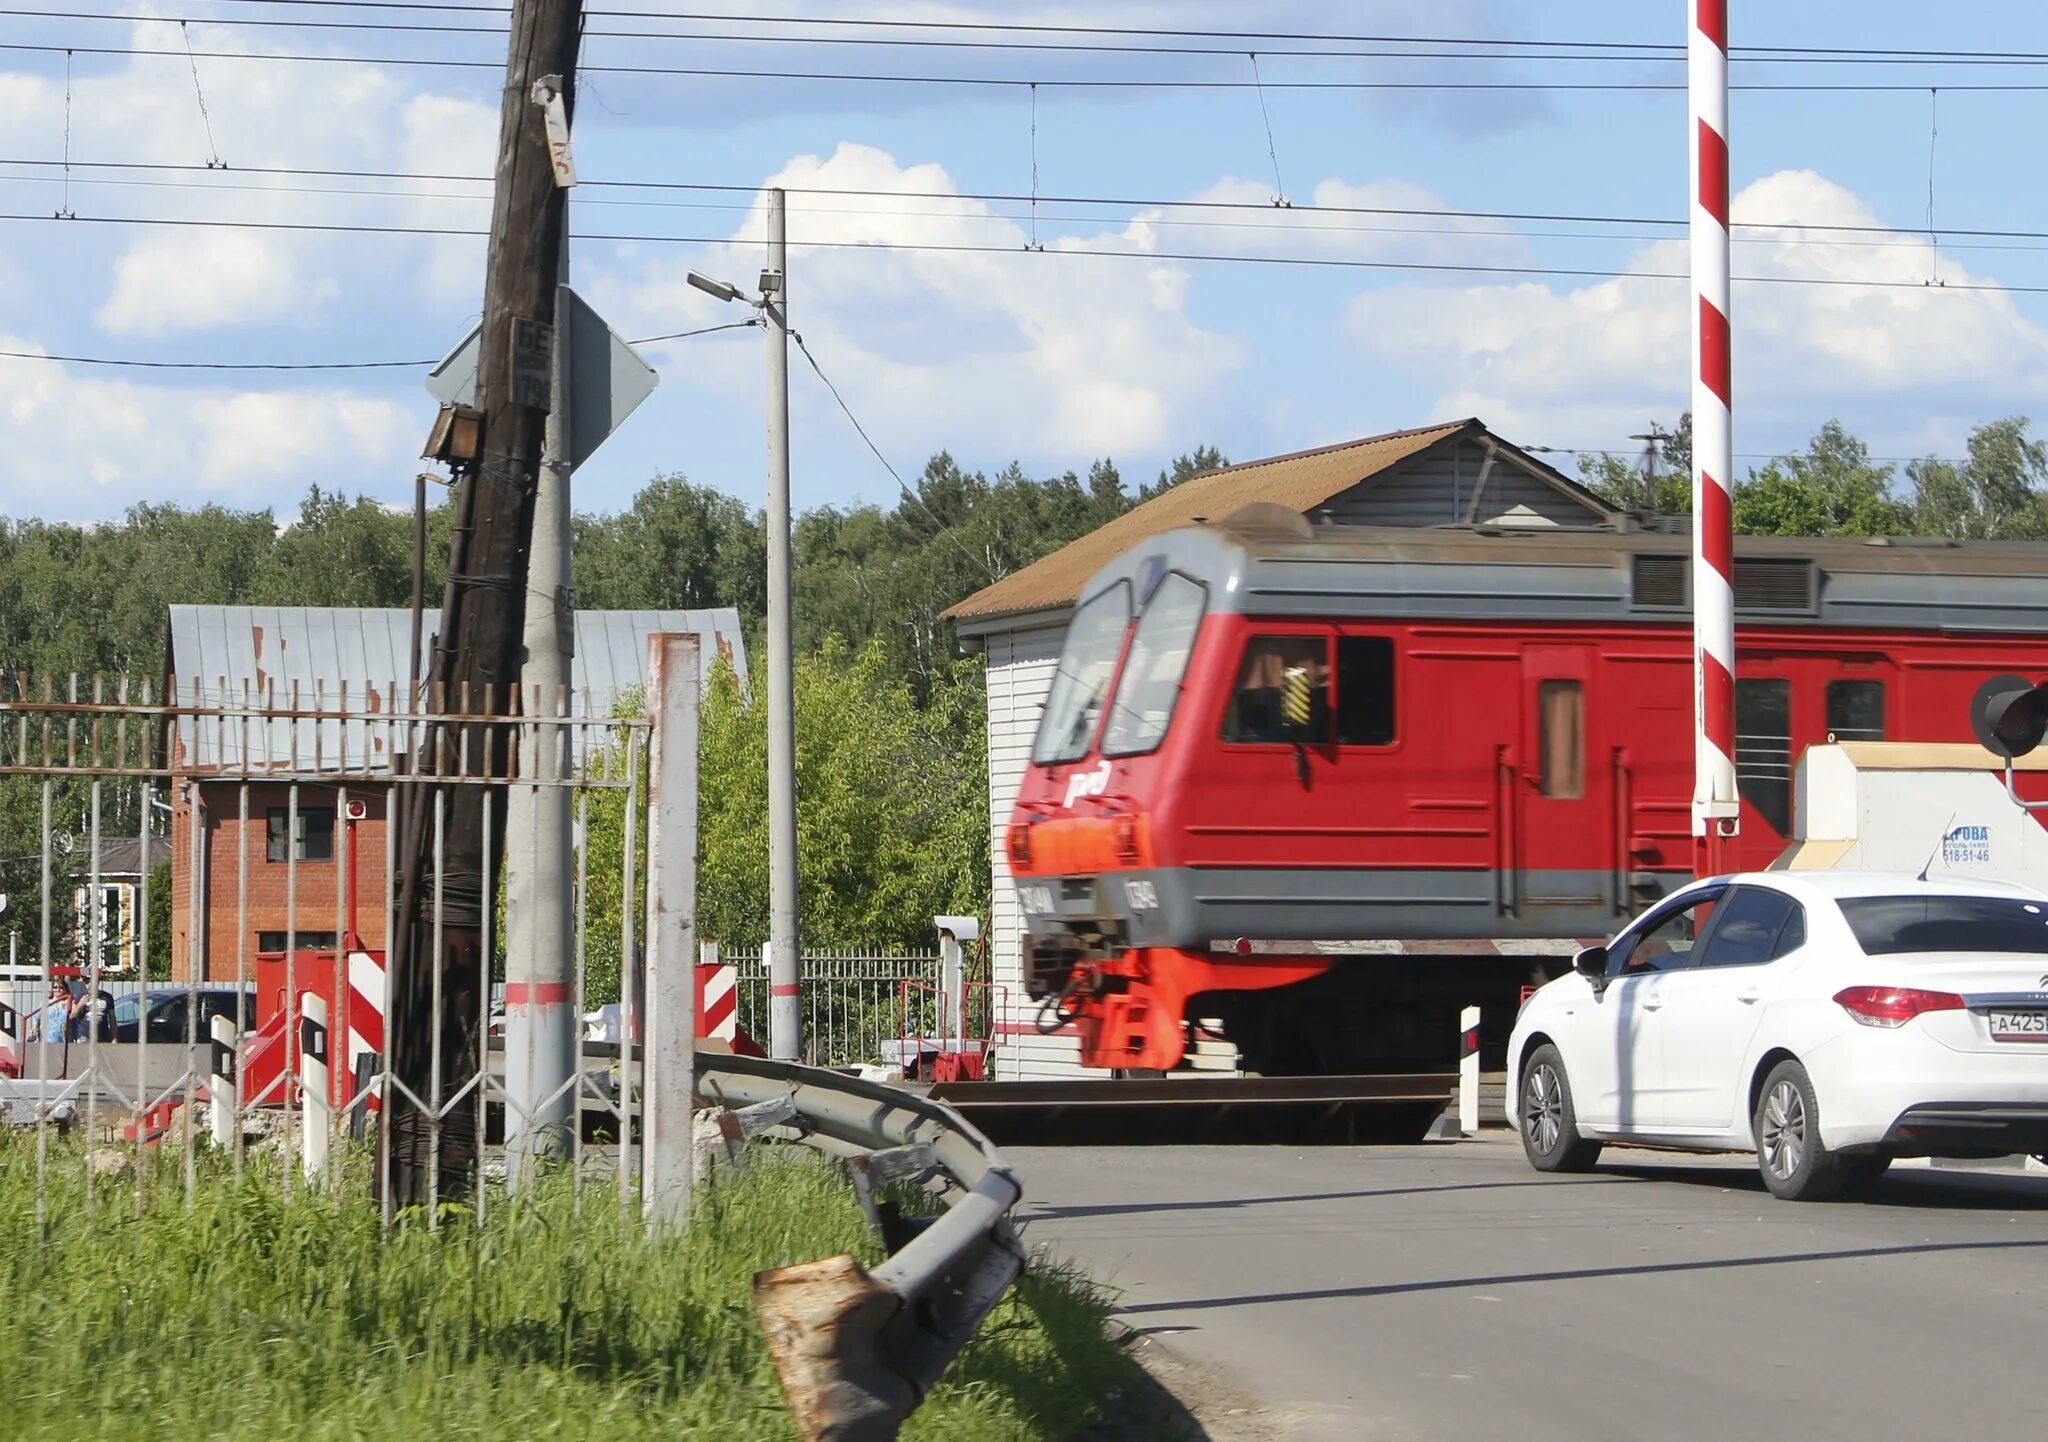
(266, 807), (336, 863)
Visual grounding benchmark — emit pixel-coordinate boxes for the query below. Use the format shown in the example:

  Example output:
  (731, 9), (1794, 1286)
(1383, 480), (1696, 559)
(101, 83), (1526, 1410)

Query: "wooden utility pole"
(383, 0), (582, 1212)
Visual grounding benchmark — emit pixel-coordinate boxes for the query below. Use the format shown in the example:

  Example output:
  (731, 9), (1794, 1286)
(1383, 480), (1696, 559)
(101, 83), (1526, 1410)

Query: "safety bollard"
(208, 1013), (238, 1150)
(300, 994), (331, 1184)
(1458, 1006), (1481, 1136)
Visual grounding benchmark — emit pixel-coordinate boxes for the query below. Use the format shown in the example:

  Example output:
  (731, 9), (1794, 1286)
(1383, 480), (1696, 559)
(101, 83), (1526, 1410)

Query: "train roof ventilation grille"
(1631, 554), (1688, 609)
(1734, 557), (1817, 612)
(1632, 554), (1818, 612)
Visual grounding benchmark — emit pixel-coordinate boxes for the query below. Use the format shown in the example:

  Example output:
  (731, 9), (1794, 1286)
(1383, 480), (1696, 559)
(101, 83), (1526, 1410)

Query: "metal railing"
(730, 948), (943, 1067)
(0, 671), (656, 1225)
(700, 1052), (1024, 1442)
(2, 669), (1018, 1441)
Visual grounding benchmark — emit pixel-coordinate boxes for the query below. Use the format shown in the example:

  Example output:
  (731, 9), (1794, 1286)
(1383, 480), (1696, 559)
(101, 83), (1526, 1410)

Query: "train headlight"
(1006, 821), (1034, 868)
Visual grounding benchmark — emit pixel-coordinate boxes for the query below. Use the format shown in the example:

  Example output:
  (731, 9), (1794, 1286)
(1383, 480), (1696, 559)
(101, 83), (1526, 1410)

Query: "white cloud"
(0, 337), (412, 517)
(592, 142), (1244, 464)
(1345, 169), (2048, 454)
(1116, 175), (1517, 267)
(98, 230), (335, 337)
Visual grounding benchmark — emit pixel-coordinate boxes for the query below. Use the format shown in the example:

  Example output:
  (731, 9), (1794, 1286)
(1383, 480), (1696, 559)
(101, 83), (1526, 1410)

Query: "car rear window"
(1839, 895), (2048, 956)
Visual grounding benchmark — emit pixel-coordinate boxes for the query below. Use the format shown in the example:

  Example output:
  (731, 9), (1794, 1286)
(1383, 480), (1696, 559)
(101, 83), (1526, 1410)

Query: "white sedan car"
(1509, 870), (2048, 1200)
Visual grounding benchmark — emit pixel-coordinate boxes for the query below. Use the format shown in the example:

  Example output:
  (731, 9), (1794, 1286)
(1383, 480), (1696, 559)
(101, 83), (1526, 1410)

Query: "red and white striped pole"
(1690, 0), (1740, 873)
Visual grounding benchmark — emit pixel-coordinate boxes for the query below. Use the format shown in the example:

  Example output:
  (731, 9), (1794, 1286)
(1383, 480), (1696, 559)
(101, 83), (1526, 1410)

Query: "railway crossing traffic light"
(1971, 674), (2048, 760)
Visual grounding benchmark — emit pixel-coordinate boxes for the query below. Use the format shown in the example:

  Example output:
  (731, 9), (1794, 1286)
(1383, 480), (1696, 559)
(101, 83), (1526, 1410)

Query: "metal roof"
(940, 419), (1615, 629)
(168, 605), (745, 770)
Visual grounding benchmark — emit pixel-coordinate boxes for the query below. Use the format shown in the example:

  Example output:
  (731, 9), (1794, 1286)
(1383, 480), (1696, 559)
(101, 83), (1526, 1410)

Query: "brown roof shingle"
(942, 419), (1477, 625)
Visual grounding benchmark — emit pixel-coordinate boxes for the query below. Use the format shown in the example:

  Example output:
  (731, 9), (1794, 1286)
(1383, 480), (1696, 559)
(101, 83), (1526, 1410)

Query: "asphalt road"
(1011, 1136), (2048, 1442)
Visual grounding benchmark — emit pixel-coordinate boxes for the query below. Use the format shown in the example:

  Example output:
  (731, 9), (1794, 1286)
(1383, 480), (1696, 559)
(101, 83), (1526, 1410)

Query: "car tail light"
(1006, 821), (1033, 868)
(1833, 985), (1965, 1028)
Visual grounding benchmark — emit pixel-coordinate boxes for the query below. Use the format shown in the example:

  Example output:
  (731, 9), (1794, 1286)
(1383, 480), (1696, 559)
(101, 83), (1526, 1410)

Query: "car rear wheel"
(1754, 1059), (1843, 1201)
(1519, 1044), (1602, 1173)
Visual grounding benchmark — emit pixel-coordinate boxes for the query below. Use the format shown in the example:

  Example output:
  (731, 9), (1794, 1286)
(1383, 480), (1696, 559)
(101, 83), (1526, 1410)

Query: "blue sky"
(3, 1), (2047, 525)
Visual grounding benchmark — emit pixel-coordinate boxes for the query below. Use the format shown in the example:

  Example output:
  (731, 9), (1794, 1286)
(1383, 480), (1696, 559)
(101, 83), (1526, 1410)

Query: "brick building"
(165, 605), (745, 981)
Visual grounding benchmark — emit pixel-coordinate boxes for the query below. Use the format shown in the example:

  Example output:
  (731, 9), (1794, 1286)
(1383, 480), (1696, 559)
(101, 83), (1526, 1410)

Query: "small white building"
(942, 419), (1619, 1078)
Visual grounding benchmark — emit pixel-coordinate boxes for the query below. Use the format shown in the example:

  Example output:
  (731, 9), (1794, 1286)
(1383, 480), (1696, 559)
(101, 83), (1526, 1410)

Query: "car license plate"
(1987, 1009), (2048, 1041)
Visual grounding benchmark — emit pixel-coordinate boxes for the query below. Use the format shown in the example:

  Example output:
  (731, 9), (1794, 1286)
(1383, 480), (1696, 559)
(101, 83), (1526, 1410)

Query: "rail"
(697, 1052), (1025, 1442)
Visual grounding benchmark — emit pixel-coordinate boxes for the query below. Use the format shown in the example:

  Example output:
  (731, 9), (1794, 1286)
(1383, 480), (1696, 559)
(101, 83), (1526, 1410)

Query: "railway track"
(925, 1072), (1456, 1146)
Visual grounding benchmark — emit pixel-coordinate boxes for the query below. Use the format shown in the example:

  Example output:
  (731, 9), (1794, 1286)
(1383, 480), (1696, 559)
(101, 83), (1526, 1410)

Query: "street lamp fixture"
(687, 270), (746, 305)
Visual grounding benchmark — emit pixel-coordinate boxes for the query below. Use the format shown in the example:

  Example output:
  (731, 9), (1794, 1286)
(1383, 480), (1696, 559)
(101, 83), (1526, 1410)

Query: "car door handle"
(1641, 995), (1662, 1011)
(1737, 987), (1763, 1004)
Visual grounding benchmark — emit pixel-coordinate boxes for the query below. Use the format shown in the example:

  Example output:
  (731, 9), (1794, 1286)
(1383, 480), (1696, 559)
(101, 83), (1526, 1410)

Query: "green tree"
(695, 641), (986, 950)
(1577, 414), (1692, 513)
(1910, 417), (2048, 540)
(1138, 445), (1228, 501)
(251, 487), (446, 609)
(572, 475), (767, 624)
(1733, 420), (1910, 537)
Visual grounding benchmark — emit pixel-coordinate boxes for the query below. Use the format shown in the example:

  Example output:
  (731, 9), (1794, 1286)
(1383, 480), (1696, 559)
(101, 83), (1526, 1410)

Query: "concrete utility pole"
(385, 0), (582, 1212)
(763, 188), (802, 1063)
(502, 200), (576, 1185)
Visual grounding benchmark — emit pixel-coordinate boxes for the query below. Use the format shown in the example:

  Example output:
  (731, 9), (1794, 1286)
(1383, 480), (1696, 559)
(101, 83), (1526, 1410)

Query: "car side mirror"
(1572, 944), (1609, 985)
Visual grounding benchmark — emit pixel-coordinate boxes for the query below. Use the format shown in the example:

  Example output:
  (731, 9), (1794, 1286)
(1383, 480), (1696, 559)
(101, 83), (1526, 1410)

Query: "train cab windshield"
(1102, 573), (1207, 756)
(1034, 581), (1133, 764)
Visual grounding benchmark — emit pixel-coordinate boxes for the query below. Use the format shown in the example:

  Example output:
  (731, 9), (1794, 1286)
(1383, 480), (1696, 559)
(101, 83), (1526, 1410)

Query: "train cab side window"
(1826, 679), (1885, 742)
(1223, 636), (1330, 743)
(1335, 637), (1396, 746)
(1536, 680), (1585, 798)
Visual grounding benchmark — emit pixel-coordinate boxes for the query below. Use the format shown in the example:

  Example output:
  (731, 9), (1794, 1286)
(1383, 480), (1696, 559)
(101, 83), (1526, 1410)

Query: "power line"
(19, 165), (2048, 256)
(13, 41), (2048, 90)
(789, 328), (998, 586)
(20, 9), (2048, 65)
(168, 2), (2048, 62)
(10, 156), (2048, 242)
(0, 319), (755, 371)
(9, 208), (2048, 295)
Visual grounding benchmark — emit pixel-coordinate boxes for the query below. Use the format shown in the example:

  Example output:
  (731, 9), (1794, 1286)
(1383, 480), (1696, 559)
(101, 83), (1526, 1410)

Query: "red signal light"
(1006, 821), (1033, 868)
(1833, 985), (1964, 1028)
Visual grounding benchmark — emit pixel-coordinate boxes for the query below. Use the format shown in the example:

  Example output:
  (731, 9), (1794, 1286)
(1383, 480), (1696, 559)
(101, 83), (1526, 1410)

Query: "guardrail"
(697, 1053), (1026, 1442)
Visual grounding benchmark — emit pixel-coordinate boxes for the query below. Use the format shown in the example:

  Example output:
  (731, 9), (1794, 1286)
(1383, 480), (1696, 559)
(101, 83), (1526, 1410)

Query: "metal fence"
(0, 668), (670, 1228)
(0, 662), (1022, 1439)
(729, 947), (944, 1068)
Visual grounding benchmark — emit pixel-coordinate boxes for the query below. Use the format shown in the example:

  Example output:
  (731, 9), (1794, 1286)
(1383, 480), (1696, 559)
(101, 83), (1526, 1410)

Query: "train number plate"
(1987, 1009), (2048, 1041)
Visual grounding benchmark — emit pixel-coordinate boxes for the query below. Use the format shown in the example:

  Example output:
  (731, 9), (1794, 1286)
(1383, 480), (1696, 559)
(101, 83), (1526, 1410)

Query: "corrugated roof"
(941, 419), (1480, 625)
(168, 605), (745, 770)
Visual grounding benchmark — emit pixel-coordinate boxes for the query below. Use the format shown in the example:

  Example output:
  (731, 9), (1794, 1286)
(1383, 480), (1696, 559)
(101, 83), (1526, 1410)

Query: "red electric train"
(1008, 505), (2048, 1075)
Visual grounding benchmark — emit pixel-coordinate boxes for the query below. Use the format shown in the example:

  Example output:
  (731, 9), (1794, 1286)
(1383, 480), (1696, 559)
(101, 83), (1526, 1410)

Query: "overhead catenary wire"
(789, 327), (999, 587)
(1248, 53), (1288, 206)
(39, 7), (2048, 64)
(12, 41), (2048, 90)
(176, 20), (224, 168)
(3, 207), (2047, 295)
(18, 164), (2048, 256)
(8, 208), (2048, 295)
(56, 47), (73, 218)
(10, 156), (2048, 243)
(0, 318), (755, 371)
(100, 1), (2048, 63)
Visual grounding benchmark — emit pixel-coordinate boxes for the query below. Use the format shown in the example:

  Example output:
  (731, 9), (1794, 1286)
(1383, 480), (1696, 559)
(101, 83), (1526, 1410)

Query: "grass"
(0, 1134), (1154, 1442)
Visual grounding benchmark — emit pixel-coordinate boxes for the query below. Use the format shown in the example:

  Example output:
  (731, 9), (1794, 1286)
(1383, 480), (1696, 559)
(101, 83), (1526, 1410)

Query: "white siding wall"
(981, 622), (1111, 1081)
